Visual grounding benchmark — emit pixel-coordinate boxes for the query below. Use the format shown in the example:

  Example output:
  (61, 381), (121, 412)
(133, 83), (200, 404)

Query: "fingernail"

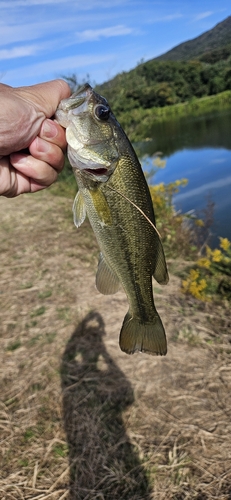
(36, 137), (50, 153)
(41, 119), (58, 139)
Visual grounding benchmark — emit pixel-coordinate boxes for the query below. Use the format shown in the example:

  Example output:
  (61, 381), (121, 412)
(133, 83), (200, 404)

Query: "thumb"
(19, 79), (71, 118)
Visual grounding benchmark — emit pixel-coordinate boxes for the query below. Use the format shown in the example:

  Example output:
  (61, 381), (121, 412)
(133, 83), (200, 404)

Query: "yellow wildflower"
(219, 237), (231, 252)
(198, 279), (207, 292)
(206, 246), (212, 257)
(149, 183), (165, 193)
(176, 178), (188, 187)
(189, 269), (199, 281)
(182, 278), (190, 292)
(189, 281), (199, 296)
(212, 249), (222, 262)
(195, 219), (204, 227)
(189, 282), (202, 299)
(175, 215), (183, 223)
(153, 157), (166, 169)
(197, 258), (211, 269)
(188, 278), (207, 299)
(182, 268), (207, 300)
(157, 183), (165, 193)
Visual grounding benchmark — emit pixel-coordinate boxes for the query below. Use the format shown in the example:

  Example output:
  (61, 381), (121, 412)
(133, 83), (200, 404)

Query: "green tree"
(209, 76), (225, 94)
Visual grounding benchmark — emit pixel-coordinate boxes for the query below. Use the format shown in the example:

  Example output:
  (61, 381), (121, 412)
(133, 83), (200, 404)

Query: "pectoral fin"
(153, 237), (169, 285)
(90, 189), (112, 226)
(96, 253), (120, 295)
(72, 191), (86, 228)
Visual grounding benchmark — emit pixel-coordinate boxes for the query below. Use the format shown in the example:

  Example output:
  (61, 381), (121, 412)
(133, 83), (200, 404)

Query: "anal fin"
(153, 237), (169, 285)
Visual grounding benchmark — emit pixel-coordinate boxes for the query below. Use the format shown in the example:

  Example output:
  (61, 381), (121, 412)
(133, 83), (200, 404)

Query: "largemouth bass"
(55, 83), (169, 355)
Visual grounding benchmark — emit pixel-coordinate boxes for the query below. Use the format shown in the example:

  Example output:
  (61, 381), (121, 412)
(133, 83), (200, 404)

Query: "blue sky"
(1, 0), (230, 88)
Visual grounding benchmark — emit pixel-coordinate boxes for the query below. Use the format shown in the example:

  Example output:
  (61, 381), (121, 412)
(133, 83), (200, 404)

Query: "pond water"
(134, 109), (231, 247)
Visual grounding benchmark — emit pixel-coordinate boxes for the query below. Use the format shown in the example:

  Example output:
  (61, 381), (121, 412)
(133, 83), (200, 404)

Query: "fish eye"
(94, 104), (110, 121)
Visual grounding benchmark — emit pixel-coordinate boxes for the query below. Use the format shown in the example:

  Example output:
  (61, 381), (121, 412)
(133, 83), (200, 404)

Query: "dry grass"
(0, 190), (231, 500)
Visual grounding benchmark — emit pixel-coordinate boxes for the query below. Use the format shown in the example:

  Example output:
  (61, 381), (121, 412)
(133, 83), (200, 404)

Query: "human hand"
(0, 79), (71, 197)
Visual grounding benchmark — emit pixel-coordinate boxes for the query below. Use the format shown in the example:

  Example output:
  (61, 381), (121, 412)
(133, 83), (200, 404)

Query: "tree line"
(95, 57), (231, 113)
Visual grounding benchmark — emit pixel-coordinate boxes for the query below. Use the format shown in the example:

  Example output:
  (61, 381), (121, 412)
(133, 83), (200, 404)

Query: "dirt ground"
(0, 190), (231, 500)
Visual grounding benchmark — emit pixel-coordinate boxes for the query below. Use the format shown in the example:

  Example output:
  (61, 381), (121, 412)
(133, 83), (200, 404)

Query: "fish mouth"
(84, 167), (108, 176)
(68, 148), (113, 182)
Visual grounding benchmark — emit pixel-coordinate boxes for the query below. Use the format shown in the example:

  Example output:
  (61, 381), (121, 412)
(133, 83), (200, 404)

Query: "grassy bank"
(118, 90), (231, 141)
(1, 192), (231, 500)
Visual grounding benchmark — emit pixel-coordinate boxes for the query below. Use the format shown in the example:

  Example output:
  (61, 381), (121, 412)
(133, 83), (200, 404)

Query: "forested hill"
(155, 16), (231, 62)
(94, 16), (231, 120)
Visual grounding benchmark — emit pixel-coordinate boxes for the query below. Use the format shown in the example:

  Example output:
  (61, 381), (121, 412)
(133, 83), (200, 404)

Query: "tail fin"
(119, 312), (167, 356)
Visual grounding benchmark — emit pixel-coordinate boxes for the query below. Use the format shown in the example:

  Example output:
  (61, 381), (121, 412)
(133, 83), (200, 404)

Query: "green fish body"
(55, 83), (169, 355)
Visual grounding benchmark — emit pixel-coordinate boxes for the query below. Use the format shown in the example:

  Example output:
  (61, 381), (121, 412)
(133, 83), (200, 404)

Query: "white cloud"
(194, 11), (214, 21)
(0, 0), (127, 8)
(160, 13), (183, 21)
(75, 25), (133, 42)
(211, 158), (226, 164)
(0, 37), (76, 59)
(0, 45), (38, 60)
(0, 0), (66, 5)
(0, 18), (79, 46)
(0, 16), (132, 47)
(175, 175), (231, 202)
(148, 13), (183, 23)
(2, 53), (116, 82)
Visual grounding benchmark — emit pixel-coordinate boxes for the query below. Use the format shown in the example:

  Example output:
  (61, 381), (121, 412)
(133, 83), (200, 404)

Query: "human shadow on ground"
(61, 311), (152, 500)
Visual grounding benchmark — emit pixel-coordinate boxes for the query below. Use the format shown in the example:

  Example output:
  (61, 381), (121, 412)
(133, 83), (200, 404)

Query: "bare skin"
(0, 79), (71, 197)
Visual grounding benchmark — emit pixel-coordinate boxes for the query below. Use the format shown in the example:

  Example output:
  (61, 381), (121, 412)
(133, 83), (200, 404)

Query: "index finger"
(17, 79), (71, 118)
(39, 119), (67, 150)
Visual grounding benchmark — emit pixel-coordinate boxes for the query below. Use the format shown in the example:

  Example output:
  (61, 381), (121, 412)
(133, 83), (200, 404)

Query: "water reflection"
(61, 311), (152, 500)
(135, 109), (231, 158)
(134, 109), (231, 245)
